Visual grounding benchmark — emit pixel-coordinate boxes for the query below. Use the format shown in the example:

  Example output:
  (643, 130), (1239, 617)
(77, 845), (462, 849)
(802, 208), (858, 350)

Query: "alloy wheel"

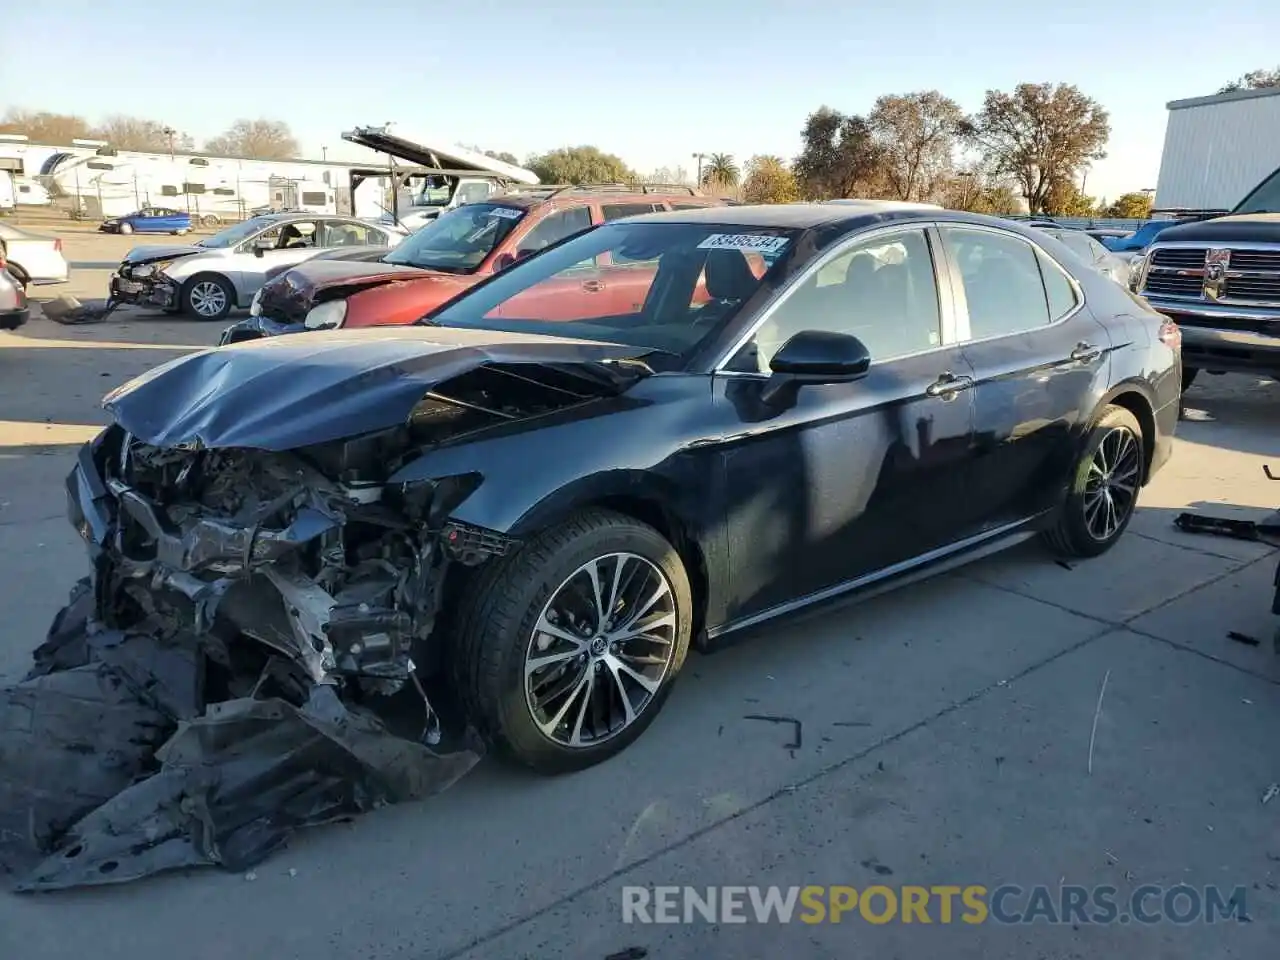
(524, 552), (678, 748)
(1082, 426), (1141, 541)
(189, 281), (227, 318)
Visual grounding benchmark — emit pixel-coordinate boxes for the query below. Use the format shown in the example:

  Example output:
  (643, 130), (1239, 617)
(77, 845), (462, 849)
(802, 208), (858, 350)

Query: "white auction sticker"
(697, 233), (789, 254)
(487, 206), (523, 220)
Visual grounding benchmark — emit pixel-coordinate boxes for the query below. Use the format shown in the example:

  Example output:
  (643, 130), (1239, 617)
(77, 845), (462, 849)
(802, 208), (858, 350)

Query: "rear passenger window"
(602, 203), (661, 221)
(1037, 251), (1078, 321)
(944, 227), (1051, 340)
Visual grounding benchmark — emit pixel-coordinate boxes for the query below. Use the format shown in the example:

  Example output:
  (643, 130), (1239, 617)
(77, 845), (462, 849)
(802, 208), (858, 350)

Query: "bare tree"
(0, 109), (97, 143)
(640, 165), (693, 186)
(868, 91), (964, 202)
(967, 83), (1110, 214)
(793, 107), (887, 200)
(1218, 67), (1280, 93)
(204, 119), (300, 160)
(95, 116), (194, 153)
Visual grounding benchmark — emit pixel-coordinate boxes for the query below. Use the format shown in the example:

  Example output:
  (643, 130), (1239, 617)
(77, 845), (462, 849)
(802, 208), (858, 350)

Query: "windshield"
(1234, 165), (1280, 214)
(383, 203), (526, 274)
(424, 221), (795, 355)
(198, 216), (274, 249)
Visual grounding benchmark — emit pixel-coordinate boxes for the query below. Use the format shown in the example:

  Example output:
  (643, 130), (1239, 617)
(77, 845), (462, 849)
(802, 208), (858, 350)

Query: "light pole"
(322, 146), (328, 162)
(162, 126), (175, 159)
(691, 152), (707, 186)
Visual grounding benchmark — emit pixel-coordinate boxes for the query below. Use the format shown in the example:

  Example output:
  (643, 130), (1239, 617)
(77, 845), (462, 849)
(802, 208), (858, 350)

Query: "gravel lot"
(1, 228), (1278, 959)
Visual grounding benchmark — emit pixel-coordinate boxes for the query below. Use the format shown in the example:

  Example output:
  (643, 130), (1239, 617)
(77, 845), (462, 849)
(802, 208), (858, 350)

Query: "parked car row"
(70, 199), (1182, 773)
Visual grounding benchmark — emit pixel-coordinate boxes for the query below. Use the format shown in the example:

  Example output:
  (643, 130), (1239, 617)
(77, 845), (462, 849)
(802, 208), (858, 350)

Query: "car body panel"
(0, 266), (30, 329)
(0, 223), (70, 284)
(109, 214), (405, 311)
(100, 208), (193, 234)
(87, 204), (1179, 649)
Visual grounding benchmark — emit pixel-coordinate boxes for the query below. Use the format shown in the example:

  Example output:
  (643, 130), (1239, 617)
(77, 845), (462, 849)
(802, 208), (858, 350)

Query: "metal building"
(1153, 85), (1280, 211)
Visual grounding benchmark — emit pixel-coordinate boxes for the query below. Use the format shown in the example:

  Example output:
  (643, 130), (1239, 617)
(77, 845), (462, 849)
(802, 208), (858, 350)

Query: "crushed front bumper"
(0, 429), (485, 892)
(109, 268), (179, 310)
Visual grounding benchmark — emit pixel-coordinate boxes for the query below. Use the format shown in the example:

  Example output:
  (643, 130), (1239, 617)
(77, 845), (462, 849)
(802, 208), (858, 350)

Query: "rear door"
(938, 224), (1111, 531)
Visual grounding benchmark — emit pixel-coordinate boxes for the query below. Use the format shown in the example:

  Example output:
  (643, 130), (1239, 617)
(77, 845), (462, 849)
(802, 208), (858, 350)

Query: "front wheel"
(181, 274), (235, 321)
(118, 222), (133, 235)
(1043, 404), (1146, 558)
(453, 509), (692, 773)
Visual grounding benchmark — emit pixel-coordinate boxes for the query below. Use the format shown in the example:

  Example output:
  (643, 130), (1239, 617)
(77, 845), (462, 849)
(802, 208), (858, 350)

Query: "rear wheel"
(1043, 404), (1145, 558)
(453, 509), (692, 773)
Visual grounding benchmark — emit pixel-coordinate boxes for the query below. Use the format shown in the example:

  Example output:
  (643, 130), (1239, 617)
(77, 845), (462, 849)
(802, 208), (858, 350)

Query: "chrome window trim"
(711, 220), (959, 374)
(937, 222), (1087, 347)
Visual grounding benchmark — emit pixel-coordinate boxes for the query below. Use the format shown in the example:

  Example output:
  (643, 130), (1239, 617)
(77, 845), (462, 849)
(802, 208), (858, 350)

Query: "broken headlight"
(305, 300), (347, 330)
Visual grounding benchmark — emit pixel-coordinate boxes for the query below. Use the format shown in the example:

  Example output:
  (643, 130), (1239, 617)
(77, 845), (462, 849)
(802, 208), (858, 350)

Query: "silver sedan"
(1035, 227), (1132, 286)
(0, 222), (70, 287)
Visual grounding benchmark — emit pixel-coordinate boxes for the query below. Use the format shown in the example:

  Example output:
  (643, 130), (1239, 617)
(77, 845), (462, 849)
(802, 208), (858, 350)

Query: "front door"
(937, 224), (1112, 531)
(228, 220), (324, 300)
(714, 224), (980, 622)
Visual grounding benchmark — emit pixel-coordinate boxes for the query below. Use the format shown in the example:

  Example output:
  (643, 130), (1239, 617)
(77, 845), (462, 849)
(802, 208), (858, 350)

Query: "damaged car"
(2, 202), (1180, 890)
(108, 213), (405, 322)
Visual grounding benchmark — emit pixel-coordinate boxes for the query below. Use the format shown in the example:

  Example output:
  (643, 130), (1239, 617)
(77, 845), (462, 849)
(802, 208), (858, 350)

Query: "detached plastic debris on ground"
(0, 580), (482, 892)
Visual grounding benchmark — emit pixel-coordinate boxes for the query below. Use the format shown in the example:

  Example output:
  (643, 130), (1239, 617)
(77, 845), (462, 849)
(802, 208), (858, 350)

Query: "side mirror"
(492, 252), (516, 272)
(253, 237), (275, 257)
(761, 330), (871, 406)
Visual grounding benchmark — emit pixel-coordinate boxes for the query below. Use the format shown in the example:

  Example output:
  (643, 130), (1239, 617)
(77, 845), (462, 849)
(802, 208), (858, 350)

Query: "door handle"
(581, 280), (605, 293)
(1069, 341), (1102, 363)
(925, 371), (974, 399)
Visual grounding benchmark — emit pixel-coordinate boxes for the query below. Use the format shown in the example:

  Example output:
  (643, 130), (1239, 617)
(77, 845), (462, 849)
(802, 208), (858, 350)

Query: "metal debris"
(743, 714), (803, 750)
(1263, 784), (1279, 806)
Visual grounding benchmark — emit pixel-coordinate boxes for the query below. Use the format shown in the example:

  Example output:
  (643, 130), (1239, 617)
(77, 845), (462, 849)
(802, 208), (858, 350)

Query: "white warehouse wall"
(1154, 86), (1280, 211)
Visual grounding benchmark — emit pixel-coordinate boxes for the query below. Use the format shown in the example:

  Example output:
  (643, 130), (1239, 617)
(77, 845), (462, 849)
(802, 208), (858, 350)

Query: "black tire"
(119, 222), (133, 235)
(452, 508), (692, 773)
(181, 273), (235, 321)
(1043, 404), (1145, 559)
(1181, 365), (1199, 392)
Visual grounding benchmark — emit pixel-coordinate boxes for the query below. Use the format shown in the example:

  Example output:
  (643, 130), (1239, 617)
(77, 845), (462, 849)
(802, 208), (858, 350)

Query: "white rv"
(12, 177), (51, 206)
(0, 171), (14, 213)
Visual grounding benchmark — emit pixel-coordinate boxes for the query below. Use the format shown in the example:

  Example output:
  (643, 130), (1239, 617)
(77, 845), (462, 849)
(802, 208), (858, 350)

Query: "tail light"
(1158, 318), (1182, 350)
(0, 250), (6, 269)
(54, 238), (63, 253)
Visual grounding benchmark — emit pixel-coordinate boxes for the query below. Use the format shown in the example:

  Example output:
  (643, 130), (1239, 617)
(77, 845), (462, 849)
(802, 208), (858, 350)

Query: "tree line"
(0, 109), (300, 161)
(6, 66), (1274, 216)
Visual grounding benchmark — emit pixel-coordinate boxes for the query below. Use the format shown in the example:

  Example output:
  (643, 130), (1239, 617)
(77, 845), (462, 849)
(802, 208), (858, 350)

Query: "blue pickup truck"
(99, 207), (193, 236)
(1100, 219), (1182, 253)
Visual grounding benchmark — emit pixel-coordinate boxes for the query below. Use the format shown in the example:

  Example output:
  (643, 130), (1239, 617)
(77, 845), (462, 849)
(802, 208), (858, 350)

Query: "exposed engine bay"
(0, 346), (642, 892)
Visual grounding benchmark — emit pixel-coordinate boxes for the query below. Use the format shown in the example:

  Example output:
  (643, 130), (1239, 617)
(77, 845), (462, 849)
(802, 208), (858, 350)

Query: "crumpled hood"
(102, 325), (646, 451)
(122, 244), (206, 265)
(1151, 212), (1280, 245)
(259, 260), (469, 326)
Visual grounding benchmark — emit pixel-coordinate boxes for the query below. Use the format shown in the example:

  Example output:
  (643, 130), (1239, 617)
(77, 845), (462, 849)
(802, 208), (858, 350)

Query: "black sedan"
(64, 202), (1181, 775)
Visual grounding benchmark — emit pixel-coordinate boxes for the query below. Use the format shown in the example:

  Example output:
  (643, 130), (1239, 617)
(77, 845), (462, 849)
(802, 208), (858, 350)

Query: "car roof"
(620, 201), (1024, 232)
(486, 188), (716, 211)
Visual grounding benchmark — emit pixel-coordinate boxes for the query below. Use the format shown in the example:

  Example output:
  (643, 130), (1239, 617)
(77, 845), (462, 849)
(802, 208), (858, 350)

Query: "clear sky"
(3, 0), (1278, 202)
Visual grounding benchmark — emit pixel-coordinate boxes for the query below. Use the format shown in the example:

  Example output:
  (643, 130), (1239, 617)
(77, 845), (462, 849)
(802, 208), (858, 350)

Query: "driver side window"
(727, 228), (943, 373)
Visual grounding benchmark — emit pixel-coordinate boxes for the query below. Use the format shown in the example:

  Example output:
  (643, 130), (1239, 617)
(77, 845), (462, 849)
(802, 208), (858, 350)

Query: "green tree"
(1044, 179), (1097, 217)
(1218, 67), (1280, 93)
(525, 145), (634, 185)
(702, 153), (740, 189)
(204, 119), (299, 160)
(794, 107), (887, 199)
(1103, 192), (1154, 219)
(967, 82), (1110, 214)
(868, 91), (965, 202)
(741, 155), (799, 204)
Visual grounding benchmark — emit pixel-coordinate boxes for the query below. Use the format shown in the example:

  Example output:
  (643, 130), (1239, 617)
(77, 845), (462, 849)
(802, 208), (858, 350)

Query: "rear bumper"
(1146, 299), (1280, 374)
(0, 306), (30, 330)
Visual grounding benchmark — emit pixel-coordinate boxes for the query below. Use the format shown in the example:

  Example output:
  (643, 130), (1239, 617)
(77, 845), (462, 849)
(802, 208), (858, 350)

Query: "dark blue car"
(99, 207), (193, 236)
(1100, 220), (1179, 253)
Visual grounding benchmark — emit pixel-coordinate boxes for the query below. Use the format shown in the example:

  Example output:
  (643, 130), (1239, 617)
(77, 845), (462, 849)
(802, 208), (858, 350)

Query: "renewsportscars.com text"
(621, 884), (1249, 925)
